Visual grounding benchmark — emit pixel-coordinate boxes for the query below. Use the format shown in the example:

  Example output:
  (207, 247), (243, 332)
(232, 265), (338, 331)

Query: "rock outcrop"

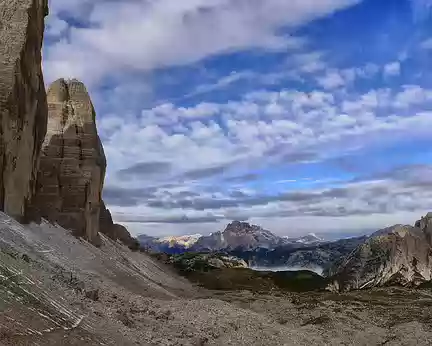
(99, 201), (139, 250)
(329, 215), (432, 291)
(0, 0), (48, 220)
(31, 79), (106, 245)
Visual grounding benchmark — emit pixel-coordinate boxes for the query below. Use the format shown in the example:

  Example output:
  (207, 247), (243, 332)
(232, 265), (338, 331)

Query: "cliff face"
(100, 201), (139, 250)
(329, 217), (432, 291)
(0, 0), (48, 220)
(31, 79), (106, 245)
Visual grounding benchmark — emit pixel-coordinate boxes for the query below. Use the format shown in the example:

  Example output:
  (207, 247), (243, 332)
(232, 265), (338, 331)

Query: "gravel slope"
(0, 212), (431, 345)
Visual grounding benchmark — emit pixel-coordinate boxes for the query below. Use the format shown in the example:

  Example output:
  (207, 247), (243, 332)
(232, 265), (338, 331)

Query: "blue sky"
(43, 0), (432, 238)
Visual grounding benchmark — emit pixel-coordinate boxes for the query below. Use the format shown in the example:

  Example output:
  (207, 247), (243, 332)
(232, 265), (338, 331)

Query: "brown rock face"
(100, 201), (140, 250)
(31, 79), (106, 245)
(0, 0), (48, 219)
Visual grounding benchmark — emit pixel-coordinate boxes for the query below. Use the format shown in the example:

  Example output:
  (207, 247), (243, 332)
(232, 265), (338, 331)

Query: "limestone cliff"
(329, 215), (432, 291)
(0, 0), (48, 220)
(31, 79), (106, 245)
(100, 201), (140, 250)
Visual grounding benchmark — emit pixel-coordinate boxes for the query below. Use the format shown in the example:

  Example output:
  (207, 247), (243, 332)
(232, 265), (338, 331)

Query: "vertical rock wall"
(32, 79), (106, 245)
(0, 0), (48, 219)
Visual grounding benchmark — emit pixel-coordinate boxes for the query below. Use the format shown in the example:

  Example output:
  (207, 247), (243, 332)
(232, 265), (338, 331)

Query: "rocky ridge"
(139, 222), (327, 255)
(234, 236), (367, 273)
(329, 214), (432, 291)
(0, 0), (48, 220)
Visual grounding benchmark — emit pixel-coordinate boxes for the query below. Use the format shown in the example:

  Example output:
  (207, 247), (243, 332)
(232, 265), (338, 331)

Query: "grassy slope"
(152, 252), (329, 293)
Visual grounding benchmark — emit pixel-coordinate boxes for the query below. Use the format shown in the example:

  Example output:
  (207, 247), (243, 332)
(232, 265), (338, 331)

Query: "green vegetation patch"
(162, 252), (329, 293)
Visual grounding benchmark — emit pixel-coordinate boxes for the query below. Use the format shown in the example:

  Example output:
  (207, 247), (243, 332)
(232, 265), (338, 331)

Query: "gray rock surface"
(329, 215), (432, 291)
(0, 0), (48, 220)
(31, 79), (106, 245)
(192, 221), (285, 252)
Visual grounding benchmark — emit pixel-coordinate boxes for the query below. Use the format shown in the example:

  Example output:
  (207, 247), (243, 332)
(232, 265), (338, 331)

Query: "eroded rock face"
(193, 221), (284, 252)
(31, 79), (106, 245)
(0, 0), (48, 219)
(100, 201), (139, 250)
(329, 218), (432, 291)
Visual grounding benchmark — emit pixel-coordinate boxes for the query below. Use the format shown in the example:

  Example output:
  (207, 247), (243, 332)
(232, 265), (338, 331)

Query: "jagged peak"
(225, 220), (263, 231)
(47, 78), (91, 104)
(66, 78), (90, 100)
(47, 78), (69, 103)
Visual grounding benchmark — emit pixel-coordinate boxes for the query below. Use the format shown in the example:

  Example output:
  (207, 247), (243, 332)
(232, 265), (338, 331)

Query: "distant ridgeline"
(139, 221), (365, 273)
(142, 214), (432, 292)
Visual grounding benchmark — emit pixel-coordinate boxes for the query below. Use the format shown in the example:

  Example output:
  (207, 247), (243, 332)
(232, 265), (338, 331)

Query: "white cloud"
(420, 38), (432, 50)
(112, 167), (432, 237)
(383, 61), (401, 77)
(42, 0), (432, 238)
(317, 70), (346, 89)
(316, 64), (380, 89)
(94, 82), (432, 236)
(101, 86), (432, 192)
(44, 0), (360, 85)
(393, 85), (432, 108)
(45, 16), (69, 38)
(185, 71), (257, 98)
(291, 51), (327, 73)
(341, 89), (391, 113)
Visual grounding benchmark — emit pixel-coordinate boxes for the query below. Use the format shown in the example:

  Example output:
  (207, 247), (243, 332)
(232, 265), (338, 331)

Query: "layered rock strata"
(329, 214), (432, 291)
(0, 0), (48, 219)
(31, 79), (106, 245)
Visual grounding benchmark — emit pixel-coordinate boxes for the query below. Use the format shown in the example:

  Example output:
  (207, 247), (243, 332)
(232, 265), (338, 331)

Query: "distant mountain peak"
(224, 221), (266, 233)
(283, 233), (324, 245)
(193, 221), (281, 251)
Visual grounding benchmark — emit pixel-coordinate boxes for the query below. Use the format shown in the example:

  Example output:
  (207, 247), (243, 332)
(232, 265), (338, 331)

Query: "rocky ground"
(1, 213), (432, 345)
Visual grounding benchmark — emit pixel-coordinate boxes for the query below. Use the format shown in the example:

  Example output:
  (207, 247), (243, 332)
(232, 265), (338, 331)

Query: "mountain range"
(138, 221), (364, 272)
(140, 214), (432, 290)
(138, 221), (324, 254)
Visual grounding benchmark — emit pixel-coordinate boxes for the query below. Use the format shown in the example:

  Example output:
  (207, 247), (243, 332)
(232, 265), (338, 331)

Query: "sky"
(43, 0), (432, 238)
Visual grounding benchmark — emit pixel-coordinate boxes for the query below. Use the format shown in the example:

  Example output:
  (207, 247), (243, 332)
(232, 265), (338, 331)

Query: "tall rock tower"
(0, 0), (49, 219)
(32, 79), (106, 245)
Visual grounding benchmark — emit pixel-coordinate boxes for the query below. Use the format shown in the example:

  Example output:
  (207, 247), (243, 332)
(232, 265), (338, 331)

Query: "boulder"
(31, 79), (106, 245)
(0, 0), (48, 220)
